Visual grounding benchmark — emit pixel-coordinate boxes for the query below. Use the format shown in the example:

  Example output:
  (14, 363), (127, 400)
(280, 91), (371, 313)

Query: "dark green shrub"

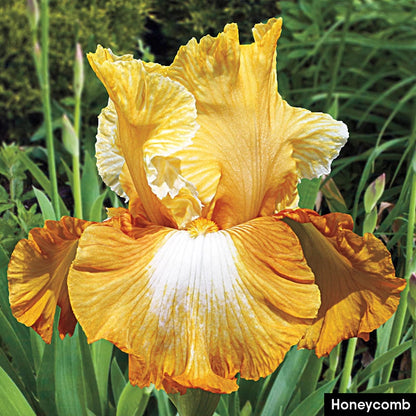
(147, 0), (281, 64)
(1, 0), (153, 144)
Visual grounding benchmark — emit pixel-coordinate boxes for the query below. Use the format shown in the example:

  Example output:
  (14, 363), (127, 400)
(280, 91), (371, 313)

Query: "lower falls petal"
(7, 217), (93, 343)
(67, 214), (320, 394)
(278, 209), (407, 357)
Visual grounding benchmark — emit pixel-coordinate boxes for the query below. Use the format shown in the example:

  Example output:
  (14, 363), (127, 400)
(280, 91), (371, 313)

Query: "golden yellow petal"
(7, 217), (92, 343)
(162, 18), (348, 227)
(68, 214), (320, 394)
(278, 209), (406, 356)
(88, 46), (201, 228)
(167, 20), (287, 226)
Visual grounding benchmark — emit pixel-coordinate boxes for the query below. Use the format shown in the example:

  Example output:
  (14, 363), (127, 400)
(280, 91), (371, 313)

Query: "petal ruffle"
(68, 212), (320, 394)
(164, 18), (347, 228)
(88, 46), (201, 228)
(7, 217), (92, 343)
(280, 102), (348, 179)
(277, 209), (406, 356)
(96, 98), (130, 200)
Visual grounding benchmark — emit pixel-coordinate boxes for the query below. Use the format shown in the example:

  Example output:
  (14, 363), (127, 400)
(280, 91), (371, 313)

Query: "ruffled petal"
(7, 217), (92, 343)
(88, 46), (201, 228)
(96, 98), (130, 200)
(279, 103), (348, 179)
(68, 212), (320, 394)
(164, 18), (347, 228)
(277, 209), (406, 356)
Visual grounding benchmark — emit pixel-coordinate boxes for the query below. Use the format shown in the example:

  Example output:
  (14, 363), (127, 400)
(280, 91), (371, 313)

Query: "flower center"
(186, 218), (219, 237)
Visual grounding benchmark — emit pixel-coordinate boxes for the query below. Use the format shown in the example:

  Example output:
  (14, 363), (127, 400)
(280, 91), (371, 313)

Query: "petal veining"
(278, 209), (406, 356)
(96, 98), (130, 200)
(68, 214), (320, 393)
(88, 46), (201, 228)
(7, 217), (92, 343)
(164, 18), (347, 227)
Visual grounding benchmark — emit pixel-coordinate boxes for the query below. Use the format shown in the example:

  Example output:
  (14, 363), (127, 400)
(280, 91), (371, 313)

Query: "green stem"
(381, 117), (416, 384)
(326, 343), (340, 381)
(324, 0), (352, 112)
(339, 337), (357, 393)
(73, 94), (83, 219)
(40, 0), (60, 219)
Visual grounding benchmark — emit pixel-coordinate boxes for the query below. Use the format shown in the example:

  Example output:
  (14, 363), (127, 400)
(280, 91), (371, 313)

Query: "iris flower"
(8, 18), (406, 394)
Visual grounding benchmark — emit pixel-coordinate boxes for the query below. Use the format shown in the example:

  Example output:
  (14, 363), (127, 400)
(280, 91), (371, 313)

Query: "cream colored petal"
(88, 46), (201, 227)
(278, 209), (406, 356)
(96, 99), (129, 199)
(7, 217), (92, 343)
(280, 103), (348, 179)
(68, 213), (320, 394)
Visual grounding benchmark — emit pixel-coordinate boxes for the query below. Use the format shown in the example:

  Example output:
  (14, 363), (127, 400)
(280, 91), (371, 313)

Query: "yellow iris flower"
(7, 18), (406, 394)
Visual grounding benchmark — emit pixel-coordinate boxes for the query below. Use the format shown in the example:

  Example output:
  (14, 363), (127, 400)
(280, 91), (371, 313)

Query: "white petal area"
(96, 99), (128, 200)
(68, 215), (319, 393)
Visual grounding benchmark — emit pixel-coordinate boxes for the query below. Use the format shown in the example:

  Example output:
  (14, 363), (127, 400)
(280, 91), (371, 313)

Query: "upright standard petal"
(7, 217), (92, 343)
(277, 209), (406, 356)
(68, 212), (320, 394)
(88, 46), (201, 228)
(166, 18), (347, 228)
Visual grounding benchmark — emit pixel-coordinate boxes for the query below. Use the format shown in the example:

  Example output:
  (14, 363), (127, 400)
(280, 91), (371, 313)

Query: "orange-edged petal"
(277, 209), (406, 356)
(87, 46), (201, 228)
(7, 217), (93, 343)
(68, 213), (320, 394)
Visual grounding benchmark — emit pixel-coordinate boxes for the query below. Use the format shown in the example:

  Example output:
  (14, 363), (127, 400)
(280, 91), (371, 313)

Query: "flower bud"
(74, 43), (84, 98)
(407, 273), (416, 320)
(27, 0), (39, 32)
(62, 114), (79, 157)
(364, 173), (385, 214)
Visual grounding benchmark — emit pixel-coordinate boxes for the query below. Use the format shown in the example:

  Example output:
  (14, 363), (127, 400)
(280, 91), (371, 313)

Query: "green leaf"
(260, 348), (311, 416)
(81, 151), (101, 220)
(116, 383), (153, 416)
(153, 389), (174, 416)
(88, 190), (108, 222)
(0, 367), (36, 416)
(18, 152), (68, 216)
(363, 379), (411, 393)
(78, 330), (102, 416)
(91, 339), (113, 414)
(55, 328), (88, 416)
(33, 186), (56, 221)
(0, 308), (37, 394)
(288, 377), (339, 416)
(351, 340), (412, 390)
(37, 340), (58, 416)
(111, 357), (127, 406)
(298, 178), (321, 210)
